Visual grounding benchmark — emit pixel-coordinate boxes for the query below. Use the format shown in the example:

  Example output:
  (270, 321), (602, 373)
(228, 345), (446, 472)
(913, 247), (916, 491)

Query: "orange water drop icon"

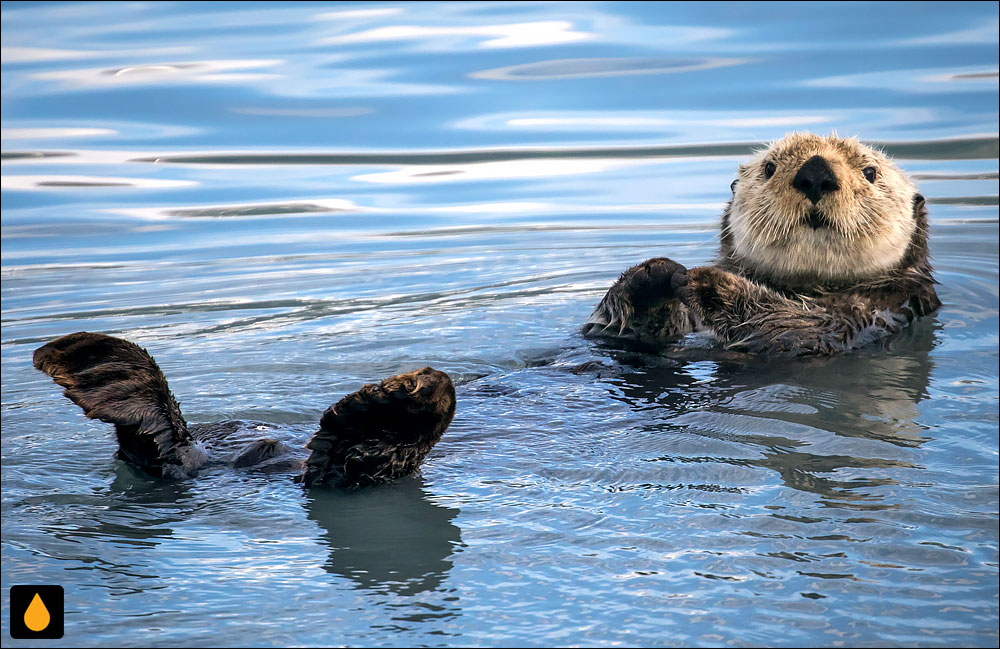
(24, 592), (51, 632)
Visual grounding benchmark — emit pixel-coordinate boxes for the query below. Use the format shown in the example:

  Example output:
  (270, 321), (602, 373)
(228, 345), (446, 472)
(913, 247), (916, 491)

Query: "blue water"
(2, 2), (998, 646)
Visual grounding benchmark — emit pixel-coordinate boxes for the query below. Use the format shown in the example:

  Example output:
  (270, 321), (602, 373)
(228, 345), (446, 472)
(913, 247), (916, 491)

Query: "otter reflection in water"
(307, 476), (463, 596)
(595, 317), (939, 504)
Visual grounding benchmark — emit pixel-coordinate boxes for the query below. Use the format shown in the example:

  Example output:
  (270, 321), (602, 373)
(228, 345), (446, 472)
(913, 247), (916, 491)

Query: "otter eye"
(763, 162), (776, 179)
(863, 166), (877, 183)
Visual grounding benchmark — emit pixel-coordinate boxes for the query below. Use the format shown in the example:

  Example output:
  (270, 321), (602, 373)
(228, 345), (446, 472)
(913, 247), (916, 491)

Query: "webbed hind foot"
(297, 367), (456, 488)
(33, 332), (205, 478)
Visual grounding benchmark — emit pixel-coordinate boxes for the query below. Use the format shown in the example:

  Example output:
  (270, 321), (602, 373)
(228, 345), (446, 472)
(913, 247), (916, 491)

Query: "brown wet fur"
(584, 133), (941, 356)
(34, 332), (456, 485)
(581, 257), (699, 345)
(296, 367), (456, 488)
(33, 332), (197, 477)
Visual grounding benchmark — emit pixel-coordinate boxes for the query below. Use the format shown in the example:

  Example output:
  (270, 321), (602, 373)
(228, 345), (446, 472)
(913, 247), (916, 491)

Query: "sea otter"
(33, 331), (456, 486)
(582, 133), (941, 355)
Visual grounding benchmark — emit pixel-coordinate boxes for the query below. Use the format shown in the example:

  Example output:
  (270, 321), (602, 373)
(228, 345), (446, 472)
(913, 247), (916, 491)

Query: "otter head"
(725, 133), (923, 285)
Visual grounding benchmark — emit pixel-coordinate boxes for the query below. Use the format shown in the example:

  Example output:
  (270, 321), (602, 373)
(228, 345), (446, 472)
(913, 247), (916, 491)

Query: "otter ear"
(730, 179), (738, 193)
(912, 192), (926, 218)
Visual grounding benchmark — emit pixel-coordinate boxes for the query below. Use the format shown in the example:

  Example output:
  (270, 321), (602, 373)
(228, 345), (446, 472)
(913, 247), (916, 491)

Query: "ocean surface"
(2, 2), (998, 646)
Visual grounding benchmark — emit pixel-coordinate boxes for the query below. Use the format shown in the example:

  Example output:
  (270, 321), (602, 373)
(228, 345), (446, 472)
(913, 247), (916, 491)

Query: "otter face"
(727, 133), (921, 283)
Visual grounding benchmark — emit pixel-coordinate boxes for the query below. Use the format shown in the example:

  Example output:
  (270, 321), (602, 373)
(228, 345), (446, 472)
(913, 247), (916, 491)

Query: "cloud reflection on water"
(31, 59), (283, 87)
(471, 56), (748, 81)
(321, 20), (591, 49)
(1, 174), (197, 191)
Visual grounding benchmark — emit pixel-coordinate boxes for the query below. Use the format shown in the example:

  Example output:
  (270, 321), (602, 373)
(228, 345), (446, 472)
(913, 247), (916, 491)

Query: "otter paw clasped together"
(34, 332), (456, 486)
(582, 257), (697, 344)
(583, 132), (941, 356)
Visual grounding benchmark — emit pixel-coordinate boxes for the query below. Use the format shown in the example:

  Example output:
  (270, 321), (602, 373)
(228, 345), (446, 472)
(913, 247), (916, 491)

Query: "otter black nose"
(792, 155), (840, 204)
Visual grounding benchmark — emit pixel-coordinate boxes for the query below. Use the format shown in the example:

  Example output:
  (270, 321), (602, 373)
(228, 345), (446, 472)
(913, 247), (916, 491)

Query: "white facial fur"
(727, 133), (920, 283)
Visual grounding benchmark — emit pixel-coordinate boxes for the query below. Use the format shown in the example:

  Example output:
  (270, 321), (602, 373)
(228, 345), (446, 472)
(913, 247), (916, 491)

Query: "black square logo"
(9, 585), (64, 639)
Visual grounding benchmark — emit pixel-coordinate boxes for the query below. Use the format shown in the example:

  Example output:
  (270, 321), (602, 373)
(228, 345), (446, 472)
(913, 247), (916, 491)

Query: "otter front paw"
(670, 266), (690, 302)
(583, 257), (696, 343)
(621, 257), (689, 308)
(678, 266), (732, 315)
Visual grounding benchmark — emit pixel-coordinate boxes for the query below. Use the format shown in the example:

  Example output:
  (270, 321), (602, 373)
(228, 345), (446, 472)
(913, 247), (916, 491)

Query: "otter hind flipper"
(33, 332), (203, 478)
(297, 367), (456, 488)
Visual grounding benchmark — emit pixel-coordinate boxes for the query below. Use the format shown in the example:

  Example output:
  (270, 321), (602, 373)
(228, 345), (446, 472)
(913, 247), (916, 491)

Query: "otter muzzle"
(793, 155), (840, 204)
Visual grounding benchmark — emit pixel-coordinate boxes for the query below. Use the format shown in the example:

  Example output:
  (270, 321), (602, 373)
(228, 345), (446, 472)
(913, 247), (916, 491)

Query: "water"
(2, 2), (997, 646)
